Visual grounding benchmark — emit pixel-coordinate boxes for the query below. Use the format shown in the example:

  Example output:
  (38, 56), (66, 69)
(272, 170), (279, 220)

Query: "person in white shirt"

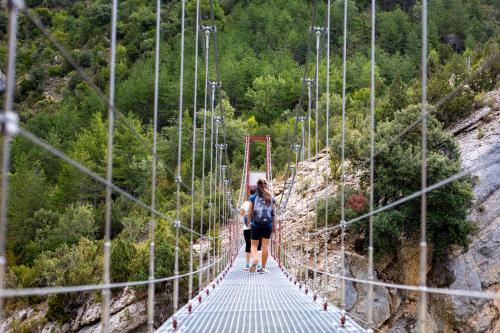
(241, 187), (261, 270)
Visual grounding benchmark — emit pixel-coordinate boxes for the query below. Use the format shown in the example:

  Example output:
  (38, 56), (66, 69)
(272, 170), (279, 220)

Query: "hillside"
(275, 89), (500, 332)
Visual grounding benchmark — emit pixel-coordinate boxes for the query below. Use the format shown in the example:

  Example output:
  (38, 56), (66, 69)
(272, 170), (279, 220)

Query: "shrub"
(47, 64), (63, 77)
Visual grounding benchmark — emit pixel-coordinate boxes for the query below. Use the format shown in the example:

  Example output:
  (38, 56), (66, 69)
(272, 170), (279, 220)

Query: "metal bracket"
(174, 220), (181, 228)
(174, 175), (182, 183)
(0, 111), (19, 136)
(303, 78), (315, 86)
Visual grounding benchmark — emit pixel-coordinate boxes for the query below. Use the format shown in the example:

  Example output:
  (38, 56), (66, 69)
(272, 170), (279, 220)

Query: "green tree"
(363, 105), (474, 257)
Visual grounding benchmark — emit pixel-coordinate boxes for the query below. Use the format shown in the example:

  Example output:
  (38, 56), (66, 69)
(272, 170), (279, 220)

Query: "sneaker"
(249, 263), (257, 273)
(243, 264), (250, 271)
(259, 267), (270, 274)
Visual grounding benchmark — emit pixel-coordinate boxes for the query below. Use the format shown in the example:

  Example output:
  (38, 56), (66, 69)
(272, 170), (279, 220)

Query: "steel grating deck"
(156, 247), (365, 332)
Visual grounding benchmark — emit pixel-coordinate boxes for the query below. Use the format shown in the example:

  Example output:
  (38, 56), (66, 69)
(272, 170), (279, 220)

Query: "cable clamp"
(5, 0), (25, 10)
(0, 111), (19, 136)
(303, 78), (314, 85)
(174, 175), (182, 183)
(200, 25), (216, 32)
(310, 26), (327, 34)
(208, 81), (221, 88)
(174, 220), (181, 228)
(340, 220), (346, 229)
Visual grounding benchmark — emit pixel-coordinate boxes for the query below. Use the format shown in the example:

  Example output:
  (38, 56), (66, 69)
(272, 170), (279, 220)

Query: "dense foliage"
(1, 0), (498, 324)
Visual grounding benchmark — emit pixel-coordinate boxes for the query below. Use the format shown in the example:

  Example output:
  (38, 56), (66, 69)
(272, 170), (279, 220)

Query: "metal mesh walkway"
(156, 247), (365, 332)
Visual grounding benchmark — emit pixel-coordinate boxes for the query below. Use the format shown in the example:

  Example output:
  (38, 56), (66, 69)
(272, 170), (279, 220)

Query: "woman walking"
(247, 178), (276, 273)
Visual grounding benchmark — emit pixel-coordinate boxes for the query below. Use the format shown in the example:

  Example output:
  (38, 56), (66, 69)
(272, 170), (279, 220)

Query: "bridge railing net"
(0, 0), (240, 331)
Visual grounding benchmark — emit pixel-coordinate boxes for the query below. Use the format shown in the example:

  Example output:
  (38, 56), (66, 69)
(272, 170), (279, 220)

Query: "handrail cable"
(279, 246), (500, 300)
(0, 249), (228, 298)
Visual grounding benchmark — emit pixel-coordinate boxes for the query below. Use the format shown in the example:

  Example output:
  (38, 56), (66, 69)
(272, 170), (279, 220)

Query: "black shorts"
(251, 226), (272, 241)
(244, 229), (261, 252)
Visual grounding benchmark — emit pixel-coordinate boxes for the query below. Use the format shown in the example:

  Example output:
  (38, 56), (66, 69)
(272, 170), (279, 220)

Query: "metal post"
(101, 0), (118, 330)
(418, 0), (429, 331)
(173, 0), (187, 315)
(188, 0), (201, 302)
(340, 0), (348, 314)
(198, 27), (211, 294)
(148, 0), (162, 330)
(0, 0), (22, 322)
(367, 0), (376, 329)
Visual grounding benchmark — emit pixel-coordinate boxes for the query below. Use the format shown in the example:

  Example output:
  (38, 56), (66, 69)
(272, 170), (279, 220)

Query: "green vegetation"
(1, 0), (498, 324)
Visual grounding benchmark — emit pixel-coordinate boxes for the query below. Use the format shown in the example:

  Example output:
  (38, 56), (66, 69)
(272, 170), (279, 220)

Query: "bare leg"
(245, 252), (251, 265)
(261, 238), (270, 268)
(250, 239), (259, 272)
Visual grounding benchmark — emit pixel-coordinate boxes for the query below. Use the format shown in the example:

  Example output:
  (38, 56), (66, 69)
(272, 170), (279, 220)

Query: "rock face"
(276, 151), (392, 329)
(1, 288), (148, 333)
(428, 89), (500, 333)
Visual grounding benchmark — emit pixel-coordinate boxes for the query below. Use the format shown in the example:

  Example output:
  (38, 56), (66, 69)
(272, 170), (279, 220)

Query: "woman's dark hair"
(256, 178), (272, 205)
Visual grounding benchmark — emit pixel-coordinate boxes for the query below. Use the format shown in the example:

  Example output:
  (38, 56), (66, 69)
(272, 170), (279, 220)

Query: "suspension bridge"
(1, 0), (499, 332)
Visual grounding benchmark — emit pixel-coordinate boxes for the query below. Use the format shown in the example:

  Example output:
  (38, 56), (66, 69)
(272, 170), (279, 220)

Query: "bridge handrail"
(0, 247), (230, 298)
(277, 245), (500, 301)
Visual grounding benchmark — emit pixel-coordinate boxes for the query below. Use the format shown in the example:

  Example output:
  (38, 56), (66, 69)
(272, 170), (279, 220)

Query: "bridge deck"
(157, 248), (365, 332)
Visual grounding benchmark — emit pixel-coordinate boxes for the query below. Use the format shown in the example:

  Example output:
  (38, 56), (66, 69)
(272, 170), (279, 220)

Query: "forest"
(0, 0), (498, 324)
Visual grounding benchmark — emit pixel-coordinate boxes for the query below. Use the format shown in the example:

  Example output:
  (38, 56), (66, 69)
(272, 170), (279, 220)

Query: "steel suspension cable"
(147, 0), (162, 330)
(366, 0), (376, 330)
(199, 26), (212, 293)
(323, 0), (332, 302)
(340, 0), (349, 316)
(208, 0), (236, 214)
(277, 0), (318, 214)
(17, 128), (211, 239)
(207, 82), (216, 285)
(212, 118), (220, 279)
(188, 0), (202, 303)
(21, 8), (192, 193)
(0, 0), (21, 323)
(173, 0), (187, 315)
(355, 53), (499, 172)
(101, 0), (118, 330)
(418, 0), (429, 331)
